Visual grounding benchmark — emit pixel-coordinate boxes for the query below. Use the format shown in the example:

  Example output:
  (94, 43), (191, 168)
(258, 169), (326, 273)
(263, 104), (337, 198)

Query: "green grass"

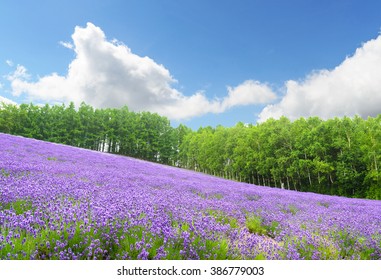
(280, 229), (378, 260)
(333, 230), (376, 260)
(47, 157), (58, 161)
(0, 198), (33, 214)
(246, 215), (267, 235)
(210, 193), (224, 200)
(0, 169), (32, 179)
(281, 204), (299, 215)
(206, 209), (239, 229)
(1, 168), (10, 177)
(245, 214), (280, 238)
(318, 202), (330, 208)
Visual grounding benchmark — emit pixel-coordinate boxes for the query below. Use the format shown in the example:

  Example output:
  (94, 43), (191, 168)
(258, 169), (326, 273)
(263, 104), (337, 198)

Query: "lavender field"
(0, 133), (380, 260)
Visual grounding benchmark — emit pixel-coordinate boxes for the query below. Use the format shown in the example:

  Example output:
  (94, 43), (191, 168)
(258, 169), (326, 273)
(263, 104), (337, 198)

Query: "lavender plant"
(1, 133), (380, 260)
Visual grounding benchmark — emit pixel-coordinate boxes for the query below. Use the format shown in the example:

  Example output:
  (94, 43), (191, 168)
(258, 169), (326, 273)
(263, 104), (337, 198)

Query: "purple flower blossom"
(1, 133), (381, 259)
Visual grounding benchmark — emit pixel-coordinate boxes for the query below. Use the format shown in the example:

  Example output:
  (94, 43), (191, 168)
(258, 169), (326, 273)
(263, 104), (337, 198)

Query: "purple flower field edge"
(1, 133), (380, 260)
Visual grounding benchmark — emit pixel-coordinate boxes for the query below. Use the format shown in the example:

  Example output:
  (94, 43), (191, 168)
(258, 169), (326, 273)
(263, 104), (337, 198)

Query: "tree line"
(179, 116), (381, 200)
(0, 102), (380, 200)
(0, 102), (186, 165)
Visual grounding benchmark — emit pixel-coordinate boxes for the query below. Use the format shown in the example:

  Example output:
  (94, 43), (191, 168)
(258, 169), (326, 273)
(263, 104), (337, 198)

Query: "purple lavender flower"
(0, 133), (380, 260)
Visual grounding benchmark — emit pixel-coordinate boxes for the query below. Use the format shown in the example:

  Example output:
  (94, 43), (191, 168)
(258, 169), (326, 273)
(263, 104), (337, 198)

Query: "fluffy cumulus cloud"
(258, 34), (381, 122)
(6, 22), (274, 120)
(224, 80), (276, 108)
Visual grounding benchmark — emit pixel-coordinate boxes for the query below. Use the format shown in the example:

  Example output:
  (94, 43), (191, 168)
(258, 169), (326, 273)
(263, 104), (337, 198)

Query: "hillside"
(2, 102), (381, 200)
(1, 133), (380, 259)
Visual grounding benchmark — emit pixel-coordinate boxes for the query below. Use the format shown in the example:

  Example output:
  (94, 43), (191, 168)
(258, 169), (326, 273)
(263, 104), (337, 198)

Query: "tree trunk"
(286, 176), (290, 190)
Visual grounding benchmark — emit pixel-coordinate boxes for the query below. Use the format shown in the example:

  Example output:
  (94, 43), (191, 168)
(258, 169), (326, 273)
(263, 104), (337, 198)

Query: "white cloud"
(258, 34), (381, 122)
(224, 80), (276, 108)
(5, 60), (14, 67)
(0, 95), (17, 105)
(7, 22), (273, 120)
(7, 65), (30, 84)
(59, 41), (74, 50)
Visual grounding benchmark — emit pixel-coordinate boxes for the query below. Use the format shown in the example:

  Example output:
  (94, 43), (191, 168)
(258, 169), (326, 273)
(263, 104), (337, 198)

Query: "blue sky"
(1, 0), (381, 129)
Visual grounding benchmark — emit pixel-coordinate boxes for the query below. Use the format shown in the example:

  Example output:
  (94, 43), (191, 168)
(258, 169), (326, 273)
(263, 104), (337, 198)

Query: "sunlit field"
(1, 133), (380, 260)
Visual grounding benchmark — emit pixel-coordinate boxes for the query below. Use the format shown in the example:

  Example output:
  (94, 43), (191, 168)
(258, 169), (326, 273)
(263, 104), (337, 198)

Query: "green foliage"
(318, 202), (330, 208)
(254, 253), (267, 260)
(281, 204), (299, 215)
(266, 221), (280, 238)
(332, 230), (376, 260)
(283, 235), (340, 260)
(1, 198), (33, 214)
(245, 214), (280, 239)
(180, 115), (381, 200)
(0, 102), (184, 166)
(47, 157), (57, 161)
(366, 184), (381, 200)
(1, 168), (10, 177)
(206, 209), (239, 229)
(246, 215), (267, 235)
